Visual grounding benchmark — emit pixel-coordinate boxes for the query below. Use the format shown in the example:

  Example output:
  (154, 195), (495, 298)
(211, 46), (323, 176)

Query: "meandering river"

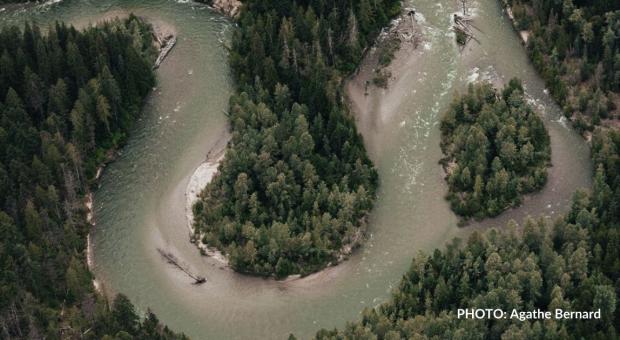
(1, 0), (592, 339)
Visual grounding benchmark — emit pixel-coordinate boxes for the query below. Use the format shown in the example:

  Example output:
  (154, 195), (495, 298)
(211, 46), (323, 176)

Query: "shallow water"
(1, 1), (592, 339)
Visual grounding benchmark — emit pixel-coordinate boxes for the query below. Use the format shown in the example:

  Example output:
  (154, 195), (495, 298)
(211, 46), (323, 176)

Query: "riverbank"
(185, 139), (228, 265)
(500, 0), (530, 45)
(84, 15), (178, 292)
(85, 193), (103, 293)
(500, 0), (620, 139)
(196, 0), (241, 18)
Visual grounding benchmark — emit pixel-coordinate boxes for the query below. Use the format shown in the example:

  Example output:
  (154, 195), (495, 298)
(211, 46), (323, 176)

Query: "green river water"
(0, 0), (592, 339)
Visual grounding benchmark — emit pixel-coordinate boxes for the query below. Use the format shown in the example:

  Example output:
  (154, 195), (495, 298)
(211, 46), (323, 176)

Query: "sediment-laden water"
(0, 1), (592, 339)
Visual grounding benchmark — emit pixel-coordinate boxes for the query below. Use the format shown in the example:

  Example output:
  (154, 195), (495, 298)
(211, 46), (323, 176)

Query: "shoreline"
(85, 193), (102, 293)
(198, 0), (242, 18)
(84, 15), (178, 293)
(185, 143), (229, 266)
(500, 0), (530, 45)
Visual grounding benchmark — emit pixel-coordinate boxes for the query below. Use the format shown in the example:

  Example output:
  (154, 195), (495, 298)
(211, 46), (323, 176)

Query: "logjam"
(393, 7), (422, 48)
(453, 14), (481, 47)
(157, 248), (206, 284)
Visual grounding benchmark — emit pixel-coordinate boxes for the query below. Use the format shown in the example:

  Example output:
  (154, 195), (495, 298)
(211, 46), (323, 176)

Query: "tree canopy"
(507, 0), (620, 132)
(440, 79), (551, 219)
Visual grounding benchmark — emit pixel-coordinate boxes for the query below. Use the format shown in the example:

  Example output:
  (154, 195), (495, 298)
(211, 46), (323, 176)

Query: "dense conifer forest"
(440, 79), (551, 219)
(0, 16), (185, 339)
(193, 0), (401, 277)
(506, 0), (620, 132)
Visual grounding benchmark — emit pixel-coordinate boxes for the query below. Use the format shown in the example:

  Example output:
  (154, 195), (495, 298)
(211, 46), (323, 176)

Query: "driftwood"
(153, 34), (177, 69)
(408, 9), (416, 33)
(157, 248), (206, 284)
(399, 8), (422, 47)
(453, 14), (481, 47)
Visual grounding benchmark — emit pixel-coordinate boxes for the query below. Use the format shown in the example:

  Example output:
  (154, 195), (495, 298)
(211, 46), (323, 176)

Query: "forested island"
(506, 0), (620, 133)
(440, 79), (551, 219)
(0, 16), (185, 338)
(192, 0), (400, 278)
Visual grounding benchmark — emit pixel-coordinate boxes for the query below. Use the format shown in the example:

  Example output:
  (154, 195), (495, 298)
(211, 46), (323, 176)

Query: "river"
(0, 0), (592, 339)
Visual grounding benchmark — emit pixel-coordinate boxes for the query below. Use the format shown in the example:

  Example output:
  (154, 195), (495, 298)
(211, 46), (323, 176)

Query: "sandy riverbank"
(85, 193), (103, 293)
(185, 143), (229, 265)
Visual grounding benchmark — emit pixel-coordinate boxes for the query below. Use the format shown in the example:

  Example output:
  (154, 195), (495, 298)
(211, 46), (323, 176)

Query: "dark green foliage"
(314, 127), (620, 339)
(589, 130), (620, 286)
(0, 17), (184, 339)
(440, 79), (551, 219)
(455, 28), (467, 45)
(377, 37), (400, 67)
(194, 0), (400, 277)
(506, 0), (620, 132)
(372, 70), (390, 88)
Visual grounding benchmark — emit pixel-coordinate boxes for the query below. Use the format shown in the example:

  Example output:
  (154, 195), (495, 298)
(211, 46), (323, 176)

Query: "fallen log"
(153, 35), (177, 69)
(453, 26), (481, 46)
(157, 248), (206, 284)
(453, 14), (481, 46)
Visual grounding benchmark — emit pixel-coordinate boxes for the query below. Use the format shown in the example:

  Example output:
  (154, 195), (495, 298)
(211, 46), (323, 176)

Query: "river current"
(0, 1), (592, 339)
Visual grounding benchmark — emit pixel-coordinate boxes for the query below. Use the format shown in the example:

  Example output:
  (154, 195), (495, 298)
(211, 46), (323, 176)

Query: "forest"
(440, 79), (551, 219)
(506, 0), (620, 132)
(0, 16), (184, 338)
(314, 127), (619, 339)
(192, 0), (401, 277)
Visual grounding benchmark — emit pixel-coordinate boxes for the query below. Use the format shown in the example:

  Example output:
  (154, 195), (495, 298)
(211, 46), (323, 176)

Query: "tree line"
(440, 79), (551, 219)
(193, 0), (401, 278)
(507, 0), (620, 132)
(0, 16), (185, 339)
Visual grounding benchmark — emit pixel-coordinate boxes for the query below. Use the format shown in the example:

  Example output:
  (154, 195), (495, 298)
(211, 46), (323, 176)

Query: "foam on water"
(467, 67), (480, 83)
